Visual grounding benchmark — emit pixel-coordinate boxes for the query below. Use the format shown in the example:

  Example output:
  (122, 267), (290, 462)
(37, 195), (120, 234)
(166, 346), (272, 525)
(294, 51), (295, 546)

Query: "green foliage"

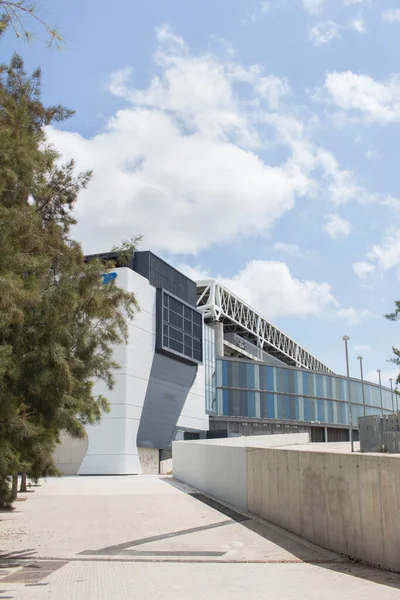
(0, 1), (62, 46)
(0, 55), (139, 505)
(385, 302), (400, 387)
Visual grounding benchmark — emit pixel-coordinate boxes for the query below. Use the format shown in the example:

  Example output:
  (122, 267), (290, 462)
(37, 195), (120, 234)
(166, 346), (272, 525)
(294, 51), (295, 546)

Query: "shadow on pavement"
(164, 477), (400, 591)
(0, 549), (37, 567)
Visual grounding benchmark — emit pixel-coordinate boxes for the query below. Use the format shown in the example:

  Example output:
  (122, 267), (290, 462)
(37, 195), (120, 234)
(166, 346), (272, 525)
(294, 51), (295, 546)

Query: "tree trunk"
(20, 472), (27, 493)
(11, 474), (18, 500)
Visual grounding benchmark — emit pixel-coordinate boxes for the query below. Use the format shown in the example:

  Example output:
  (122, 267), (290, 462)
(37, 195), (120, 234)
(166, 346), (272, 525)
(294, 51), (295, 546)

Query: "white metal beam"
(196, 279), (333, 373)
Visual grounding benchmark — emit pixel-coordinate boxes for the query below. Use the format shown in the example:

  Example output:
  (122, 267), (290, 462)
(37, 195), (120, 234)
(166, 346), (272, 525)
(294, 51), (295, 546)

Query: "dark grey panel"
(137, 353), (197, 449)
(156, 288), (203, 366)
(133, 251), (197, 306)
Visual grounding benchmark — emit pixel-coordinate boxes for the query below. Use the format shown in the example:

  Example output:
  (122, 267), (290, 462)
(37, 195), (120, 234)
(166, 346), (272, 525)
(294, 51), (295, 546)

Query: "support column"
(211, 321), (224, 357)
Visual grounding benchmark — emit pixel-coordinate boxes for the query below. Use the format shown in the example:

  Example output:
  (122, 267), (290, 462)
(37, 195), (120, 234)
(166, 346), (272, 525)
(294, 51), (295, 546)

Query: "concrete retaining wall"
(173, 441), (247, 510)
(249, 447), (400, 572)
(173, 433), (310, 512)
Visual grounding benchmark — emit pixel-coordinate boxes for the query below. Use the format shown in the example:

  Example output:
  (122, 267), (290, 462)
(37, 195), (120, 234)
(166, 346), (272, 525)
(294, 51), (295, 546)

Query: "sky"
(2, 0), (400, 383)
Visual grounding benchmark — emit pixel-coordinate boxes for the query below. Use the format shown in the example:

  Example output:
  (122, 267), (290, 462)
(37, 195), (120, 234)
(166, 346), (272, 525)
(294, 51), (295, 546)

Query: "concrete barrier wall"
(172, 433), (310, 512)
(173, 441), (248, 510)
(191, 433), (310, 447)
(247, 448), (400, 572)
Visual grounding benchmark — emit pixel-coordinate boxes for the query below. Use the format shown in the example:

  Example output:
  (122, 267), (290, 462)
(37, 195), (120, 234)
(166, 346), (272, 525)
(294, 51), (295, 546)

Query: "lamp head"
(357, 355), (363, 361)
(343, 335), (350, 341)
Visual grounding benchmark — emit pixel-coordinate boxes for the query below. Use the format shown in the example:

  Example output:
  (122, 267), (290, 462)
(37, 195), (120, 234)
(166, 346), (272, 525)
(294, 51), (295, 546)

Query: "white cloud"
(309, 21), (341, 46)
(344, 0), (368, 5)
(47, 26), (381, 257)
(324, 214), (352, 239)
(353, 261), (375, 280)
(210, 36), (236, 58)
(242, 1), (271, 24)
(366, 150), (378, 159)
(261, 113), (365, 205)
(272, 242), (312, 258)
(48, 26), (308, 255)
(334, 307), (370, 325)
(176, 264), (211, 282)
(324, 71), (400, 124)
(302, 0), (325, 13)
(180, 259), (369, 323)
(109, 67), (134, 96)
(382, 9), (400, 23)
(368, 230), (400, 271)
(353, 229), (400, 282)
(354, 344), (371, 354)
(350, 18), (365, 34)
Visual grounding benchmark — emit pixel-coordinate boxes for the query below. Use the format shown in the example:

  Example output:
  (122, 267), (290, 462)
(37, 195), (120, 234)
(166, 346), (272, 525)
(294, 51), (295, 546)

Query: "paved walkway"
(0, 476), (399, 599)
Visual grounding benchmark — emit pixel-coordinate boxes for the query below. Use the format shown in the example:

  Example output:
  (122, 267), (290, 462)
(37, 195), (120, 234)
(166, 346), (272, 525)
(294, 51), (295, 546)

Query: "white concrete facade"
(55, 267), (208, 476)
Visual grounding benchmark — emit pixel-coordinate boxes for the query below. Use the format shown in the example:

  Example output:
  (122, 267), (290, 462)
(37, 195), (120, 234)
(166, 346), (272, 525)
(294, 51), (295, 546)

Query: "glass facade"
(216, 359), (393, 427)
(204, 325), (216, 414)
(156, 289), (203, 365)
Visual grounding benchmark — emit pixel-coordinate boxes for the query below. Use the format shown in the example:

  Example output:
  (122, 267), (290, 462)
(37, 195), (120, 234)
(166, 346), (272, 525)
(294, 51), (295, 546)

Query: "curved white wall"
(79, 268), (157, 475)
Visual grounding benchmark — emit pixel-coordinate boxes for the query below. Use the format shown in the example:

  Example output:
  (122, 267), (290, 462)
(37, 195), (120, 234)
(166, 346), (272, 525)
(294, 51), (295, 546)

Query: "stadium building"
(54, 251), (395, 475)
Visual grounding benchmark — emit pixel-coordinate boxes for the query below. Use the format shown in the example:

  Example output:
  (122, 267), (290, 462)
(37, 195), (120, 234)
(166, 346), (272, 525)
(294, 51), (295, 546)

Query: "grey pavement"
(0, 475), (399, 599)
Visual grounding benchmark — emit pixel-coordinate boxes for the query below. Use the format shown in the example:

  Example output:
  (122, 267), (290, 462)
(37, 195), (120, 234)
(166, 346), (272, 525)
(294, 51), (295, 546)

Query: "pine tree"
(0, 1), (62, 46)
(0, 55), (139, 506)
(385, 302), (400, 391)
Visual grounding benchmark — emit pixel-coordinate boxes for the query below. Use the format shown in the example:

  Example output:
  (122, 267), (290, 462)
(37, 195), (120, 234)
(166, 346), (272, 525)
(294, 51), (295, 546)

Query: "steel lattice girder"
(196, 280), (333, 373)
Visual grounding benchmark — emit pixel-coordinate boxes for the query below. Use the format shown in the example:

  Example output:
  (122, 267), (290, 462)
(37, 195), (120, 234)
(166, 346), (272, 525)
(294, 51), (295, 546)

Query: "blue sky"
(3, 0), (400, 382)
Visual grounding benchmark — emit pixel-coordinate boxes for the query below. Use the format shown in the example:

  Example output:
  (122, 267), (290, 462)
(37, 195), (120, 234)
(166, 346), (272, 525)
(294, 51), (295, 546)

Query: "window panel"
(157, 289), (203, 364)
(193, 324), (202, 339)
(169, 339), (183, 353)
(169, 327), (183, 343)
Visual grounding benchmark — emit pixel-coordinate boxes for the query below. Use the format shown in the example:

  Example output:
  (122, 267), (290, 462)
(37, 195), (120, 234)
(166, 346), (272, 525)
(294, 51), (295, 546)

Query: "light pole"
(377, 369), (384, 417)
(343, 335), (354, 452)
(389, 378), (395, 414)
(357, 355), (366, 417)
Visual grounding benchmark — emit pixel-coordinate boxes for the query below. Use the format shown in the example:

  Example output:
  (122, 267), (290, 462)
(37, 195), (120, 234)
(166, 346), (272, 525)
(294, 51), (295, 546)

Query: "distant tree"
(0, 55), (139, 505)
(0, 1), (62, 46)
(385, 302), (400, 389)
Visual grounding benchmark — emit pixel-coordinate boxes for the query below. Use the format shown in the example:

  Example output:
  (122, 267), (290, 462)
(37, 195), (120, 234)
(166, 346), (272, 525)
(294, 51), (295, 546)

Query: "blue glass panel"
(247, 364), (255, 390)
(239, 363), (248, 388)
(288, 395), (297, 420)
(283, 370), (289, 393)
(317, 399), (325, 422)
(266, 367), (274, 391)
(316, 375), (323, 398)
(268, 394), (275, 418)
(327, 400), (334, 423)
(259, 365), (267, 391)
(304, 397), (310, 421)
(277, 395), (285, 419)
(303, 372), (309, 396)
(308, 398), (316, 421)
(277, 369), (285, 393)
(325, 376), (333, 399)
(222, 389), (229, 415)
(247, 392), (256, 417)
(308, 374), (316, 397)
(221, 361), (228, 387)
(288, 370), (296, 393)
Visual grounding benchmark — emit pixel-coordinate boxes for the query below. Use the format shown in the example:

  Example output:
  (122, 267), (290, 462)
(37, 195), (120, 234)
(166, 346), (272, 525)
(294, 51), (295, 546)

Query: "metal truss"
(197, 280), (333, 373)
